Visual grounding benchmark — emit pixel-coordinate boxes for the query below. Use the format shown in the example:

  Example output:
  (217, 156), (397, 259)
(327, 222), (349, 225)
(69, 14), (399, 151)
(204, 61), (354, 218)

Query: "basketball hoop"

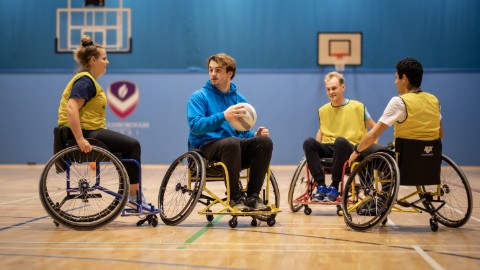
(332, 53), (349, 72)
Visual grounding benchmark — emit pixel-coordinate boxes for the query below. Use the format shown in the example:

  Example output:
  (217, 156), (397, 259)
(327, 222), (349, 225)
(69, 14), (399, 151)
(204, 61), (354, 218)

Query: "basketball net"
(332, 53), (348, 72)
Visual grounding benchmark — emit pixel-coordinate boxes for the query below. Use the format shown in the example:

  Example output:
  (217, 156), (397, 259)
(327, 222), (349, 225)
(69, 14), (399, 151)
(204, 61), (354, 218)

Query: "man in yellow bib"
(304, 71), (382, 202)
(347, 58), (442, 215)
(348, 58), (442, 164)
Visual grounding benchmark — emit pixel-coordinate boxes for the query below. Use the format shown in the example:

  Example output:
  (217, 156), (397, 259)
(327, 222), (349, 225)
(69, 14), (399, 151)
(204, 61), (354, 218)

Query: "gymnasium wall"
(1, 0), (479, 165)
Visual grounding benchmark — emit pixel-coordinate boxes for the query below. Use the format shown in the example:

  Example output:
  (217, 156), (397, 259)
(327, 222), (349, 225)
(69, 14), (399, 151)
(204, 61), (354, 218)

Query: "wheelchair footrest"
(199, 209), (281, 216)
(122, 208), (161, 216)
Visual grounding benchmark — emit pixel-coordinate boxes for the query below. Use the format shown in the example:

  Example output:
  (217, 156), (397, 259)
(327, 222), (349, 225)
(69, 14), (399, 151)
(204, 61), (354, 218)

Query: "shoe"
(357, 195), (386, 216)
(128, 194), (153, 212)
(311, 185), (327, 202)
(230, 197), (251, 212)
(245, 196), (271, 211)
(323, 186), (338, 202)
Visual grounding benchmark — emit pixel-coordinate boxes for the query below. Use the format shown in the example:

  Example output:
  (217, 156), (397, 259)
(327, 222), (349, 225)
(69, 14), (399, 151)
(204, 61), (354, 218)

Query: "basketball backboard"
(317, 32), (362, 68)
(56, 0), (131, 53)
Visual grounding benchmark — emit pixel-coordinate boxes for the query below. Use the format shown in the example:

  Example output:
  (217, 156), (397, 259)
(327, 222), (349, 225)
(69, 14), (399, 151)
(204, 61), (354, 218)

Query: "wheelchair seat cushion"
(395, 138), (442, 186)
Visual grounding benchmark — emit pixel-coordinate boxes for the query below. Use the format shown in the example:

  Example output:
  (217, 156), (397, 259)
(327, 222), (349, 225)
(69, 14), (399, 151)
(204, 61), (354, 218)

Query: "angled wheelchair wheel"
(341, 152), (399, 231)
(158, 151), (205, 226)
(419, 155), (472, 228)
(39, 146), (129, 230)
(255, 170), (280, 222)
(288, 157), (310, 212)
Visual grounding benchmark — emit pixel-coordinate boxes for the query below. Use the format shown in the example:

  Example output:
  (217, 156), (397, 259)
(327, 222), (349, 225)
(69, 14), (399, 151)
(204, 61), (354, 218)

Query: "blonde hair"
(324, 71), (345, 85)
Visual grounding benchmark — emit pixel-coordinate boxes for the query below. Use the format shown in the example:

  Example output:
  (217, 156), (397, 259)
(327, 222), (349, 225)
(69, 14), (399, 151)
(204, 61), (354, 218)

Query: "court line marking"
(177, 214), (225, 249)
(2, 242), (479, 248)
(0, 216), (50, 231)
(412, 245), (445, 270)
(0, 253), (247, 270)
(1, 247), (478, 255)
(445, 205), (480, 223)
(0, 195), (39, 205)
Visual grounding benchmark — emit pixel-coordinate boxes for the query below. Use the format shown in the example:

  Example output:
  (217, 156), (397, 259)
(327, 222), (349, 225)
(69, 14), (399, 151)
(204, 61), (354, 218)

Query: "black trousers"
(83, 129), (141, 184)
(200, 136), (273, 200)
(303, 137), (383, 188)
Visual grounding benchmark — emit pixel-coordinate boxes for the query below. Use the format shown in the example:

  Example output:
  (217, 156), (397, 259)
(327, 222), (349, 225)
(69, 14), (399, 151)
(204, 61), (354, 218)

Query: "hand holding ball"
(227, 102), (257, 131)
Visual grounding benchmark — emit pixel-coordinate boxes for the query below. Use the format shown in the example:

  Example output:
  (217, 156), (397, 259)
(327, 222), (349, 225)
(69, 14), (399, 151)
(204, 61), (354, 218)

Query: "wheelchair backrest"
(395, 138), (442, 186)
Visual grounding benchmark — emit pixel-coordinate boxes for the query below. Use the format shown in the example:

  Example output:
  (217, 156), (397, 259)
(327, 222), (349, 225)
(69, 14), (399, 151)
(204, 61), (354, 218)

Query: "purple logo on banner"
(107, 81), (139, 119)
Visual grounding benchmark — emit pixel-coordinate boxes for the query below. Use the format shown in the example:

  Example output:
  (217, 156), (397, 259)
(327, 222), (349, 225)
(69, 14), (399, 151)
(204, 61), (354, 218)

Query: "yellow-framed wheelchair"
(158, 150), (281, 228)
(39, 127), (160, 230)
(341, 138), (473, 232)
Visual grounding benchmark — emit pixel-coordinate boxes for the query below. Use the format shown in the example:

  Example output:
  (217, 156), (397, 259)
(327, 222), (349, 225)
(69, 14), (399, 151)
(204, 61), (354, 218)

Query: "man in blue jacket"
(187, 53), (273, 212)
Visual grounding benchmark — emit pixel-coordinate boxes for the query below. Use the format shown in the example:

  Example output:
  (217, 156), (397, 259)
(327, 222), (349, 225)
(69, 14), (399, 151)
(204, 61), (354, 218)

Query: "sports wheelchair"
(288, 157), (350, 216)
(341, 138), (473, 232)
(39, 127), (160, 230)
(158, 150), (280, 228)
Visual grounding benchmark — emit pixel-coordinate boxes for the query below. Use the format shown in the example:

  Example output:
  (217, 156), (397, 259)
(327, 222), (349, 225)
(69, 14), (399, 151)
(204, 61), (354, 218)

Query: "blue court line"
(0, 253), (247, 269)
(0, 216), (50, 231)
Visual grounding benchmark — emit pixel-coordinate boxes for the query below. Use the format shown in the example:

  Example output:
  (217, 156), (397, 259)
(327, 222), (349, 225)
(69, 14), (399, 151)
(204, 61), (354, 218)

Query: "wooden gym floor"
(0, 164), (479, 270)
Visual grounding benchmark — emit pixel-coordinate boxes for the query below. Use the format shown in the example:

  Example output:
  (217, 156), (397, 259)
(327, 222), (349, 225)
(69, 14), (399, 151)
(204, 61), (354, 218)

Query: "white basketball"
(228, 102), (257, 131)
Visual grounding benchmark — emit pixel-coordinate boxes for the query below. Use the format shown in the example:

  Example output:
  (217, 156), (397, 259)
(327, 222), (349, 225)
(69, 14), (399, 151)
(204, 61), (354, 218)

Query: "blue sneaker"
(312, 185), (327, 202)
(324, 186), (338, 202)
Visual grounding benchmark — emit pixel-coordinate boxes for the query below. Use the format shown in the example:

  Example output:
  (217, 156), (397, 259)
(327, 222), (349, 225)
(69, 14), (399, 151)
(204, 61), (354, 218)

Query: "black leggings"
(83, 129), (141, 184)
(200, 136), (273, 200)
(303, 137), (383, 189)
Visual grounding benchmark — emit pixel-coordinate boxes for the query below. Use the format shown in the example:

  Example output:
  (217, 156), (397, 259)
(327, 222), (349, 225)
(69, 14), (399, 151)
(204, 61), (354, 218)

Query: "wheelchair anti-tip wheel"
(39, 146), (129, 230)
(419, 155), (472, 228)
(341, 152), (400, 231)
(158, 151), (205, 226)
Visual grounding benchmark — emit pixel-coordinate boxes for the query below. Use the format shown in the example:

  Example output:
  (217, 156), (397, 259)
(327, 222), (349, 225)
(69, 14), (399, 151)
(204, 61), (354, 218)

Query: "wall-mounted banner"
(107, 81), (139, 119)
(107, 80), (149, 137)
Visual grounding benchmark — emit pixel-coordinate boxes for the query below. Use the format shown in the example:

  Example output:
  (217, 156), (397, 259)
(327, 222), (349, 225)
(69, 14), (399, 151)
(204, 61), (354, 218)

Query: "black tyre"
(39, 146), (129, 230)
(419, 155), (472, 228)
(288, 158), (311, 212)
(342, 152), (399, 231)
(158, 151), (205, 226)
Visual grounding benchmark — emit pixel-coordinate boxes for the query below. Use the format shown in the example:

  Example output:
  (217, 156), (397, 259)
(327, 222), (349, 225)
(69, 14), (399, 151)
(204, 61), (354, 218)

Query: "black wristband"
(354, 145), (362, 154)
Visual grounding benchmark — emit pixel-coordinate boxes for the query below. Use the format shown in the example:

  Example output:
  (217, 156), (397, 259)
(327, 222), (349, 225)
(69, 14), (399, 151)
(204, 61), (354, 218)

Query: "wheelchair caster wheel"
(229, 217), (238, 228)
(53, 221), (60, 227)
(304, 206), (312, 215)
(149, 215), (159, 227)
(267, 217), (276, 227)
(336, 205), (342, 216)
(251, 218), (258, 227)
(206, 210), (214, 222)
(136, 219), (146, 226)
(430, 218), (439, 232)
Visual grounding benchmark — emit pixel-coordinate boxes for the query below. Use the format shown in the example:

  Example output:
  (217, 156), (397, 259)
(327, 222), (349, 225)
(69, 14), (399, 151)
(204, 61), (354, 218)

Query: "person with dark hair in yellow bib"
(304, 71), (382, 202)
(347, 58), (442, 215)
(57, 35), (152, 211)
(348, 58), (442, 168)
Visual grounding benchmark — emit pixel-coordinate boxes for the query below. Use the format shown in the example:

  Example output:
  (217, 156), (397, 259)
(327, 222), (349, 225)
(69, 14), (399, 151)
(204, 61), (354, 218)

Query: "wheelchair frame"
(341, 152), (473, 232)
(158, 150), (280, 228)
(288, 157), (350, 216)
(38, 128), (160, 230)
